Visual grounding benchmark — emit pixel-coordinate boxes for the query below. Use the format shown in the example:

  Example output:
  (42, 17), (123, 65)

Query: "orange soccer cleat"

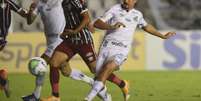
(41, 96), (60, 101)
(121, 80), (130, 101)
(0, 68), (11, 98)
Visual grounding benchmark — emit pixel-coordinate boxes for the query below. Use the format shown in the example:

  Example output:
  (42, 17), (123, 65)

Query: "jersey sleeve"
(73, 0), (88, 14)
(138, 13), (148, 28)
(99, 8), (114, 22)
(6, 0), (22, 12)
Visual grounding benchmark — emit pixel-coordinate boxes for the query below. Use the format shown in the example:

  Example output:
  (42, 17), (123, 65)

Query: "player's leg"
(22, 54), (51, 101)
(40, 50), (68, 101)
(0, 68), (10, 98)
(60, 61), (94, 85)
(22, 38), (58, 101)
(85, 60), (118, 101)
(81, 43), (129, 100)
(79, 44), (111, 101)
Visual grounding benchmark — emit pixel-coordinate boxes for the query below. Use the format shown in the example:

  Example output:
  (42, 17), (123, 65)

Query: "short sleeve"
(138, 13), (148, 28)
(99, 8), (114, 22)
(72, 0), (88, 14)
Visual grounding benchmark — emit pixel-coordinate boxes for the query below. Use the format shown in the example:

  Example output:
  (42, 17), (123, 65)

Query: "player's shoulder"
(111, 4), (122, 10)
(107, 4), (121, 12)
(131, 9), (143, 16)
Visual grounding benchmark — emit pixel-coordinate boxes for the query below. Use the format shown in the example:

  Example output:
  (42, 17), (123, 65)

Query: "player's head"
(121, 0), (137, 11)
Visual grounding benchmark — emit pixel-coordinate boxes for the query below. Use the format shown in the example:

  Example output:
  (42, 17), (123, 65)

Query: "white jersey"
(35, 0), (66, 35)
(95, 4), (148, 72)
(99, 4), (147, 50)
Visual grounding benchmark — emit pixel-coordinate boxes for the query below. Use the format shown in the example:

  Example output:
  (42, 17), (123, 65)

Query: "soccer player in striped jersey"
(0, 0), (28, 98)
(42, 0), (129, 101)
(21, 0), (95, 101)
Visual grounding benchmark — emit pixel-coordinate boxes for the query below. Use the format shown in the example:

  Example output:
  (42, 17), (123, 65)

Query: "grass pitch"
(1, 71), (201, 101)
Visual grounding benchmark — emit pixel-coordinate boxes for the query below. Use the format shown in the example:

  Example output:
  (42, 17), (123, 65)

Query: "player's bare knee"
(60, 62), (72, 77)
(104, 61), (116, 70)
(61, 70), (71, 77)
(49, 59), (60, 68)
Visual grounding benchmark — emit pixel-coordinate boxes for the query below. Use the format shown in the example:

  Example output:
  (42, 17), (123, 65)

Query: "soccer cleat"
(103, 93), (112, 101)
(121, 80), (130, 101)
(41, 96), (60, 101)
(1, 80), (11, 98)
(21, 94), (39, 101)
(0, 69), (11, 98)
(84, 97), (91, 101)
(98, 86), (112, 101)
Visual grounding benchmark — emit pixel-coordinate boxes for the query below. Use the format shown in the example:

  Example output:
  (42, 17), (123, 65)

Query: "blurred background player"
(41, 0), (129, 101)
(84, 0), (176, 101)
(0, 0), (28, 98)
(21, 0), (95, 101)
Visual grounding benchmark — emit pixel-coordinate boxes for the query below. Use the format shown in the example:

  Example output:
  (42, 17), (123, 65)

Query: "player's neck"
(121, 4), (134, 12)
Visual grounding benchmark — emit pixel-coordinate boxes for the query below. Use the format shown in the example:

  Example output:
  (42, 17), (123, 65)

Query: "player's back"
(37, 0), (66, 34)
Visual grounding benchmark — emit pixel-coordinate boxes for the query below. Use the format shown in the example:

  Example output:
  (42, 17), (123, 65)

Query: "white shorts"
(44, 33), (63, 57)
(95, 40), (128, 74)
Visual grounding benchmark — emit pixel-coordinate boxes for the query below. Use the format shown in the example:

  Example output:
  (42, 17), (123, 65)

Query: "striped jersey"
(0, 0), (22, 39)
(62, 0), (93, 44)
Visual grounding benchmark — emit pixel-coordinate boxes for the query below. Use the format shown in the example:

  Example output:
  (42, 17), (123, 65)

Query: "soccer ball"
(28, 57), (48, 76)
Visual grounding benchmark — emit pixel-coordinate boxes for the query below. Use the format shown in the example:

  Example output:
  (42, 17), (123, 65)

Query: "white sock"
(85, 80), (104, 101)
(98, 86), (109, 100)
(33, 75), (45, 99)
(70, 69), (94, 85)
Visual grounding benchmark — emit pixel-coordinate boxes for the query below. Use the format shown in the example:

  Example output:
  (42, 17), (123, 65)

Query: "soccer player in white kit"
(21, 0), (95, 101)
(84, 0), (176, 101)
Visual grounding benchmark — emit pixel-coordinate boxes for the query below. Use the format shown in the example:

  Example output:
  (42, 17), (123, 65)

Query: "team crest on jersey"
(133, 16), (138, 21)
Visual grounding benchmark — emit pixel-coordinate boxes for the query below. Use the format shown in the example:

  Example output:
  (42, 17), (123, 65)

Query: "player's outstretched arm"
(7, 0), (28, 17)
(94, 19), (125, 30)
(27, 3), (37, 25)
(142, 24), (176, 39)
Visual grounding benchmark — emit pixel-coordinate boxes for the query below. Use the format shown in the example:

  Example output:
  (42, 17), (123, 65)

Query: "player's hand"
(163, 32), (176, 39)
(111, 22), (126, 30)
(29, 2), (37, 12)
(88, 23), (95, 33)
(64, 29), (78, 35)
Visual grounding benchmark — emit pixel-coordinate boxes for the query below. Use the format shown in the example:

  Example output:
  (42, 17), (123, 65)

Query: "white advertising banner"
(146, 31), (201, 70)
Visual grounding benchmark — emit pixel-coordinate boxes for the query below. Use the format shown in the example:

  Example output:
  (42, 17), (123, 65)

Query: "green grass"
(1, 71), (201, 101)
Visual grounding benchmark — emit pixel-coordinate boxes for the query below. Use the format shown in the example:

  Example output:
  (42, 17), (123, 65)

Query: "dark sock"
(0, 77), (7, 86)
(107, 73), (123, 87)
(50, 67), (60, 97)
(119, 80), (126, 88)
(52, 92), (59, 97)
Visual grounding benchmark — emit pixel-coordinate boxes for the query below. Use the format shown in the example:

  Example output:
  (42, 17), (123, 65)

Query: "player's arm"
(75, 11), (91, 33)
(64, 10), (90, 35)
(27, 3), (38, 25)
(7, 0), (28, 17)
(64, 0), (91, 35)
(142, 24), (176, 39)
(94, 19), (125, 30)
(94, 6), (125, 30)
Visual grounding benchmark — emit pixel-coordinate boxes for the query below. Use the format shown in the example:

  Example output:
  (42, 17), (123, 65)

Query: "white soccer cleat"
(103, 93), (112, 101)
(84, 97), (92, 101)
(98, 86), (112, 101)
